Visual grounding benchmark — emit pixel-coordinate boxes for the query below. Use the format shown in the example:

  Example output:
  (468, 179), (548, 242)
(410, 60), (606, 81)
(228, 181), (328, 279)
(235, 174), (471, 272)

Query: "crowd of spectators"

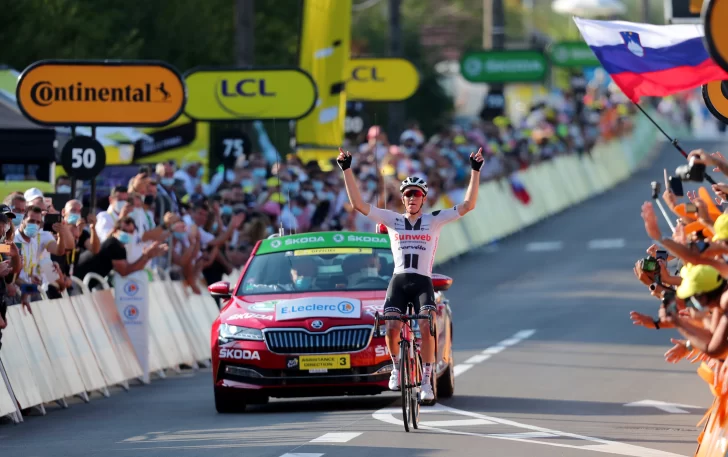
(0, 83), (641, 349)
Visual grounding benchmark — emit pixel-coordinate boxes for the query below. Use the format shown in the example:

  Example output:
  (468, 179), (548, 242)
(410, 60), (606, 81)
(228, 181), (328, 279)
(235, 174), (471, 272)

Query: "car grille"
(263, 326), (373, 354)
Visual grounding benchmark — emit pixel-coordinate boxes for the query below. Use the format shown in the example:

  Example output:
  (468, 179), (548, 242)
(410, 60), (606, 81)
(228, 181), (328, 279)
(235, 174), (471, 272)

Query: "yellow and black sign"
(299, 354), (351, 370)
(16, 60), (186, 127)
(703, 80), (728, 124)
(703, 0), (728, 72)
(346, 58), (420, 102)
(183, 67), (318, 121)
(294, 0), (352, 168)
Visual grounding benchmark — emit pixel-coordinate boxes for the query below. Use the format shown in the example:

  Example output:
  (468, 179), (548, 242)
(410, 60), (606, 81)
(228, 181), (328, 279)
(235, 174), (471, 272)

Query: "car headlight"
(219, 323), (264, 342)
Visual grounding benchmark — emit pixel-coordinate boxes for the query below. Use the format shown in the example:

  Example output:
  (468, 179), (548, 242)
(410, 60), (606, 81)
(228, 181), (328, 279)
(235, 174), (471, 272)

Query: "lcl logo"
(351, 66), (385, 82)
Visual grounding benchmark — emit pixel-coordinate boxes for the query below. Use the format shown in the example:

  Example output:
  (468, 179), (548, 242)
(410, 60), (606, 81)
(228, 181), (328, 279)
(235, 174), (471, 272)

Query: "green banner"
(548, 42), (600, 68)
(460, 50), (547, 83)
(256, 232), (390, 255)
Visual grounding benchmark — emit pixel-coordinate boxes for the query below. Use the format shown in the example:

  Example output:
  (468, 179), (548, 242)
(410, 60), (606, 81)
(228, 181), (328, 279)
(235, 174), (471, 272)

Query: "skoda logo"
(333, 234), (344, 243)
(271, 239), (282, 248)
(311, 320), (324, 330)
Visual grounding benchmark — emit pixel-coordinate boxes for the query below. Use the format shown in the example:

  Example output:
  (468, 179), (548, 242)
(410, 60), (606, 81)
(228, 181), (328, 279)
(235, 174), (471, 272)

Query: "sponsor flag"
(294, 0), (352, 170)
(573, 17), (728, 102)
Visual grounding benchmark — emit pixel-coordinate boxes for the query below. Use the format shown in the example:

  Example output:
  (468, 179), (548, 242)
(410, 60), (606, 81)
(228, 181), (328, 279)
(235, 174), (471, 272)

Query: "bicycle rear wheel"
(411, 350), (422, 429)
(400, 339), (410, 432)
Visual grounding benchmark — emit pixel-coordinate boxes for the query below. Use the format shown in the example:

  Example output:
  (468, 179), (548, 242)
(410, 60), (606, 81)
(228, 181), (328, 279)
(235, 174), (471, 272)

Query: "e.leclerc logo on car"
(338, 301), (355, 314)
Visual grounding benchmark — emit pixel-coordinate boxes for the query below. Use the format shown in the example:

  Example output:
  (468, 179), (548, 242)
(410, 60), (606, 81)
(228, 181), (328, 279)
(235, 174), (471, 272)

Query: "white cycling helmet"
(399, 176), (428, 195)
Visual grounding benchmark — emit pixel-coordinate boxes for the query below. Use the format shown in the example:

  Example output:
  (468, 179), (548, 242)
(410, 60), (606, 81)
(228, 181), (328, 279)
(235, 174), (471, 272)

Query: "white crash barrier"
(0, 271), (220, 423)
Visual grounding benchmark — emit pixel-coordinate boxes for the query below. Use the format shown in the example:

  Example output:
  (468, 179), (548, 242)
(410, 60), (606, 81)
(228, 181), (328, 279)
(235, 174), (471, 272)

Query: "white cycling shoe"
(389, 369), (400, 390)
(420, 382), (434, 402)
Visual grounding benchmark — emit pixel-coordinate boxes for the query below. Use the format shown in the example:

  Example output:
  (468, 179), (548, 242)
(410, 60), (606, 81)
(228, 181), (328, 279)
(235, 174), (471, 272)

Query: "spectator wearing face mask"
(55, 176), (72, 195)
(3, 192), (26, 229)
(174, 160), (204, 196)
(74, 217), (167, 290)
(15, 206), (67, 304)
(51, 200), (100, 288)
(96, 186), (129, 243)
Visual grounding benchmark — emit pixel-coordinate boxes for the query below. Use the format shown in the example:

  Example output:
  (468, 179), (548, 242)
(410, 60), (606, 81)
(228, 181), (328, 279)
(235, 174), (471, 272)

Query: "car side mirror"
(208, 281), (232, 298)
(432, 273), (453, 292)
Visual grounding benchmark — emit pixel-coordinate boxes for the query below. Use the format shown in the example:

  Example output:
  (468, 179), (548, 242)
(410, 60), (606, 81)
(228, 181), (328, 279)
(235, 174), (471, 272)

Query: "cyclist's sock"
(391, 353), (400, 368)
(422, 363), (432, 384)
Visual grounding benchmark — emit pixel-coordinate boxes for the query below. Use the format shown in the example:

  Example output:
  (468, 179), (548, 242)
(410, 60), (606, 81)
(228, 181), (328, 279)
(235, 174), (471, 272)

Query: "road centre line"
(309, 432), (362, 443)
(454, 329), (536, 378)
(588, 238), (626, 249)
(525, 241), (563, 252)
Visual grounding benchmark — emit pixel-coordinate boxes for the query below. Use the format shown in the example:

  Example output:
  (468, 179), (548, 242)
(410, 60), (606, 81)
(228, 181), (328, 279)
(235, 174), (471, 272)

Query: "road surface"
(1, 139), (721, 457)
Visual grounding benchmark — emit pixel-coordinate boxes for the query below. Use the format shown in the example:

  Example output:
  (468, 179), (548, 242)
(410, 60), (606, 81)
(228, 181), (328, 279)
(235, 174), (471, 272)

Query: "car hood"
(220, 294), (385, 328)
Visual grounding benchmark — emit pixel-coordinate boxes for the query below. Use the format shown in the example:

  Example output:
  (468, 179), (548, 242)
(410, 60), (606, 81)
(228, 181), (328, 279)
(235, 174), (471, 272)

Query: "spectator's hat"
(0, 204), (12, 217)
(24, 187), (44, 203)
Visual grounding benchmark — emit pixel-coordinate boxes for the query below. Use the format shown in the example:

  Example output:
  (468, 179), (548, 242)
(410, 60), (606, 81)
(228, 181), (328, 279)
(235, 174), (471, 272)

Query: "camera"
(640, 256), (658, 272)
(675, 157), (706, 182)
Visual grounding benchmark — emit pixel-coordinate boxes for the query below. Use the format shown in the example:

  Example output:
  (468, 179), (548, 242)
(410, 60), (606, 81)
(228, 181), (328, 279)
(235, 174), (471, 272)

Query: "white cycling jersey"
(366, 205), (462, 277)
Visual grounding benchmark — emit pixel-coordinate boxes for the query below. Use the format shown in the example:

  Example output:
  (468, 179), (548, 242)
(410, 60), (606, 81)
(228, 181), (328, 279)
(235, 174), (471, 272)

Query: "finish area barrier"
(0, 271), (219, 423)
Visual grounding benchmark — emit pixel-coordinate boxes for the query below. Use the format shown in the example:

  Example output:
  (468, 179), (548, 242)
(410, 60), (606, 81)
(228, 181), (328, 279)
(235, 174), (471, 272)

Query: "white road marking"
(453, 329), (536, 378)
(421, 419), (494, 426)
(525, 241), (563, 252)
(310, 432), (362, 443)
(624, 399), (703, 414)
(281, 454), (324, 457)
(588, 238), (626, 249)
(464, 354), (491, 364)
(372, 403), (686, 457)
(453, 364), (474, 376)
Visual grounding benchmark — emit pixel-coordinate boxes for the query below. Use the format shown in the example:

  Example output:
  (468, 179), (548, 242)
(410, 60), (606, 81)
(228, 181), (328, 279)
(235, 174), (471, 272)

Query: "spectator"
(15, 206), (67, 305)
(95, 186), (130, 243)
(74, 217), (167, 290)
(51, 199), (100, 293)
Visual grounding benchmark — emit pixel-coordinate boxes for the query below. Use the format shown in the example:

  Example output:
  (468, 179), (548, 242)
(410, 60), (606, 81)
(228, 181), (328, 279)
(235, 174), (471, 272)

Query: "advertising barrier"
(0, 271), (219, 424)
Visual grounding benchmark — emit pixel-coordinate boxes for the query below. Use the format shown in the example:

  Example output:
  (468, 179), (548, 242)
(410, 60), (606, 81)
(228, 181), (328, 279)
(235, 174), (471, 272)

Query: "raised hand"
(337, 147), (353, 171)
(470, 148), (484, 171)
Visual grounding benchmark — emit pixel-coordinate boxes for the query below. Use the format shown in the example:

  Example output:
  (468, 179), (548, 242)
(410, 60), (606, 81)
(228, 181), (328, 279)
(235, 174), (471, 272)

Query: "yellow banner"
(346, 58), (420, 102)
(183, 68), (317, 120)
(294, 0), (351, 164)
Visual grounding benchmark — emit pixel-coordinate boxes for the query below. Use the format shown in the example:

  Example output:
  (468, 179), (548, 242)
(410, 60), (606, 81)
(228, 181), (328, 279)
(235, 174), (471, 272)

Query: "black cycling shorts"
(383, 272), (437, 315)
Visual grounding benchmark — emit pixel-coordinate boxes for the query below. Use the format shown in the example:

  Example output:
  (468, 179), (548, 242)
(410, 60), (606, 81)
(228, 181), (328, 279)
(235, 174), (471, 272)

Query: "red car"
(208, 230), (456, 413)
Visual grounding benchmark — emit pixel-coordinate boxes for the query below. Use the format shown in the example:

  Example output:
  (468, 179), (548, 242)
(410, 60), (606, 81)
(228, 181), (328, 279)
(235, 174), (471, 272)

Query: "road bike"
(375, 304), (436, 432)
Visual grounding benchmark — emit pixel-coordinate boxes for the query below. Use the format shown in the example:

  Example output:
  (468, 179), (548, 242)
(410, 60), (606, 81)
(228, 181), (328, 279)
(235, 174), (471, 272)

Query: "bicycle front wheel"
(411, 350), (422, 429)
(400, 339), (410, 432)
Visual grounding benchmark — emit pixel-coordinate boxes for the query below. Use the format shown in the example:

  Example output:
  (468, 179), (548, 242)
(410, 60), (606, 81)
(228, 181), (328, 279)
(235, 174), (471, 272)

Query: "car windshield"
(237, 248), (394, 295)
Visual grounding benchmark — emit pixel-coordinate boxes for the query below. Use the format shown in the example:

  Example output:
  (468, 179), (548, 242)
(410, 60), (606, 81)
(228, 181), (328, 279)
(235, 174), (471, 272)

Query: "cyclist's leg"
(415, 275), (437, 401)
(383, 274), (407, 390)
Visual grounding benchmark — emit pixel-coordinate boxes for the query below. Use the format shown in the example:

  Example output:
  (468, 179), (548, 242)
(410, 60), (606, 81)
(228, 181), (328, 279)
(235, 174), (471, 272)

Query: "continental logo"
(183, 67), (317, 121)
(394, 233), (432, 242)
(16, 60), (186, 127)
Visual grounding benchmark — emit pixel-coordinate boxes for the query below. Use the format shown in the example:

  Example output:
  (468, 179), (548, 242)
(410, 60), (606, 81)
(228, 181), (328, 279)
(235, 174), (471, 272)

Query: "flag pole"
(634, 102), (718, 185)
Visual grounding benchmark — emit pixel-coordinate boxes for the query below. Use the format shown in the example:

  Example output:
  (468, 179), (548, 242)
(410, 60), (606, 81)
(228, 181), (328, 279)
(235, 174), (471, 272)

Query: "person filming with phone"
(14, 205), (68, 308)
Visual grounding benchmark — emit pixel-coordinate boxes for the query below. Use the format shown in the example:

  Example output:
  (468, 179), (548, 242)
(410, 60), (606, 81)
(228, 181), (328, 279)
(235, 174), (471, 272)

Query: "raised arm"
(458, 148), (484, 216)
(338, 147), (371, 216)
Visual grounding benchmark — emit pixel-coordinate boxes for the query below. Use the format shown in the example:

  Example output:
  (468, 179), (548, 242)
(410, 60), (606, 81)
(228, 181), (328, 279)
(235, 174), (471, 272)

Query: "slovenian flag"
(573, 17), (728, 103)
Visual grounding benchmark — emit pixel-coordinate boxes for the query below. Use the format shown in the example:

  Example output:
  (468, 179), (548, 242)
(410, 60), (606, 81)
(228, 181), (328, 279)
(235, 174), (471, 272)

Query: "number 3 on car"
(299, 354), (351, 370)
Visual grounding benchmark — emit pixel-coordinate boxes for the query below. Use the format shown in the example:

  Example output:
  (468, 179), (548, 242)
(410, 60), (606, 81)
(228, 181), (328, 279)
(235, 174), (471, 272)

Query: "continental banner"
(294, 0), (352, 169)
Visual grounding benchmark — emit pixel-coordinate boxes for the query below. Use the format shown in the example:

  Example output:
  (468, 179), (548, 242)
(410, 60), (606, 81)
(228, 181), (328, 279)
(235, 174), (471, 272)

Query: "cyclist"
(337, 146), (484, 402)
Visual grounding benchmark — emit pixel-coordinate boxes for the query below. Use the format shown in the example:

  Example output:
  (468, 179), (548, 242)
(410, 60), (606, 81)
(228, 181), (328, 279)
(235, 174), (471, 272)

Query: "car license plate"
(299, 354), (350, 370)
